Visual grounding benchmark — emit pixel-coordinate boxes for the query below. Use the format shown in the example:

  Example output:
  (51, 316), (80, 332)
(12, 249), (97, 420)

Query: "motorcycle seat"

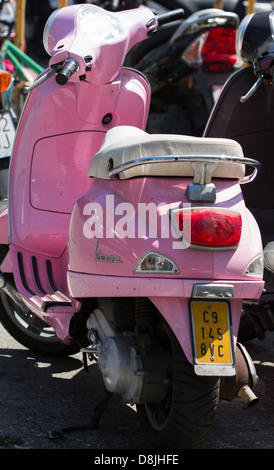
(88, 125), (245, 180)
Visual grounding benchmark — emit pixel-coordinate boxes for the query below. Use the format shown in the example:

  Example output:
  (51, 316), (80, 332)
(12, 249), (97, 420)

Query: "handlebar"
(156, 9), (184, 26)
(23, 59), (79, 93)
(23, 66), (59, 93)
(52, 9), (184, 86)
(55, 58), (79, 85)
(24, 8), (184, 93)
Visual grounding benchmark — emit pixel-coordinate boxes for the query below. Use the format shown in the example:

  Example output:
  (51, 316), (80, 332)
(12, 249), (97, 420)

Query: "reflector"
(0, 69), (11, 93)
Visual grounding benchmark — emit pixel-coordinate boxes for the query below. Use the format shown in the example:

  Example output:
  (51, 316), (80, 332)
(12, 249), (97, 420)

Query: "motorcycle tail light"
(172, 207), (242, 249)
(0, 69), (11, 92)
(201, 27), (238, 72)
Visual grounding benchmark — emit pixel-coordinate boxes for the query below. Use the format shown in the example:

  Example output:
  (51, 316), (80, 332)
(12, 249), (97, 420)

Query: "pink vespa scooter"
(0, 4), (265, 449)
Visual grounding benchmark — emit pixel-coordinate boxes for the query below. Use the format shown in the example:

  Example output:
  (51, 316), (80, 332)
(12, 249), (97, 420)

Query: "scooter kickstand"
(47, 388), (113, 440)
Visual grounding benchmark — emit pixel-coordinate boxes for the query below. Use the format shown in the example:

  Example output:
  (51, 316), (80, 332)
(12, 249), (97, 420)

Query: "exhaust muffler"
(220, 342), (259, 407)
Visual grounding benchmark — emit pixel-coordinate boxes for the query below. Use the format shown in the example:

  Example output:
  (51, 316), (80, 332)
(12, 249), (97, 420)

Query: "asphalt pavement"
(0, 322), (273, 451)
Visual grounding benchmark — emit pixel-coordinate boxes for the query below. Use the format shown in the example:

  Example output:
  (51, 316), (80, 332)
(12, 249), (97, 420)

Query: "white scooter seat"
(88, 125), (245, 180)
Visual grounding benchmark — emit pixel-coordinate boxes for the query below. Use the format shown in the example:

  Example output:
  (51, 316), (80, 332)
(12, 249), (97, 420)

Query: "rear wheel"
(136, 324), (219, 449)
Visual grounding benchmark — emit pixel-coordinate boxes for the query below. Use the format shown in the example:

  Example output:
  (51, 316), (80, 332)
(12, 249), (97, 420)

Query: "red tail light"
(201, 27), (238, 72)
(173, 207), (242, 248)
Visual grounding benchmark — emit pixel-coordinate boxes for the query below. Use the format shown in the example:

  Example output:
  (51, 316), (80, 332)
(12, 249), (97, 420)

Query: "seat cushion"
(88, 125), (245, 180)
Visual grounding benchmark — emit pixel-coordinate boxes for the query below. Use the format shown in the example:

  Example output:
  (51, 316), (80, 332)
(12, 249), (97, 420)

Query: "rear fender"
(149, 296), (243, 365)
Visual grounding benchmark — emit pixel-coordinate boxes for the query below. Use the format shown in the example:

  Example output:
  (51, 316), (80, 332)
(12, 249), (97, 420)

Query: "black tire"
(0, 290), (79, 357)
(136, 324), (219, 449)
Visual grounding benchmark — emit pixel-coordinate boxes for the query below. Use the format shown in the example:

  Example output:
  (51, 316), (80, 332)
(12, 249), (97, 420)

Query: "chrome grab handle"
(108, 154), (260, 184)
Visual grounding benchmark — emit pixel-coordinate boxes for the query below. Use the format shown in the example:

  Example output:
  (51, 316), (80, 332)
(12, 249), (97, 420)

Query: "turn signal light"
(244, 255), (263, 277)
(0, 70), (11, 93)
(134, 251), (180, 273)
(173, 207), (242, 248)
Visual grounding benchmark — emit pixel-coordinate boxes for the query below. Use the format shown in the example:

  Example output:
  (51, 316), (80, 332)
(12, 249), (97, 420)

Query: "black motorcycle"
(204, 10), (274, 341)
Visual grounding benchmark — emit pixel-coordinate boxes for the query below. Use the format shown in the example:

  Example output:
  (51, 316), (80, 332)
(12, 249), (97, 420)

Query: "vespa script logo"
(94, 241), (122, 264)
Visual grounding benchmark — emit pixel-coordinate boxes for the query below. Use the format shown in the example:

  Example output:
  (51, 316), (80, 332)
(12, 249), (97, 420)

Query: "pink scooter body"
(5, 4), (153, 339)
(2, 4), (264, 377)
(67, 169), (263, 366)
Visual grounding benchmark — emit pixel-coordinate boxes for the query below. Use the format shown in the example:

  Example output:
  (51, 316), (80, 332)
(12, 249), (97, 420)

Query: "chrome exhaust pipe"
(236, 342), (259, 407)
(238, 384), (259, 407)
(220, 342), (259, 407)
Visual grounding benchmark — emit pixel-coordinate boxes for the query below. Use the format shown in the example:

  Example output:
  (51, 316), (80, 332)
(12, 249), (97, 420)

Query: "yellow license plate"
(190, 300), (234, 366)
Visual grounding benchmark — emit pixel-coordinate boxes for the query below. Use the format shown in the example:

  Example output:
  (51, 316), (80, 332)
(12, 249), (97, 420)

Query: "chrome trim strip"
(192, 284), (235, 299)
